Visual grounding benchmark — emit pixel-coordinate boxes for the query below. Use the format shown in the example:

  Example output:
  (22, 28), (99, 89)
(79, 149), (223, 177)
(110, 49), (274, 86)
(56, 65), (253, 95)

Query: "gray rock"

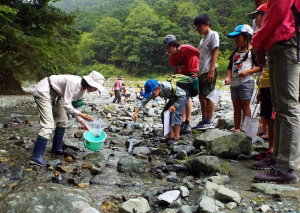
(198, 196), (219, 213)
(194, 129), (231, 149)
(158, 190), (180, 204)
(162, 209), (178, 213)
(176, 150), (187, 160)
(186, 156), (220, 175)
(167, 172), (180, 183)
(9, 166), (24, 181)
(81, 207), (100, 213)
(48, 159), (61, 167)
(169, 198), (183, 208)
(179, 186), (189, 198)
(251, 183), (300, 198)
(63, 139), (81, 151)
(90, 174), (119, 185)
(226, 202), (237, 209)
(133, 147), (151, 155)
(120, 130), (133, 136)
(0, 162), (11, 176)
(0, 183), (95, 213)
(215, 200), (225, 209)
(125, 139), (141, 149)
(178, 205), (193, 213)
(215, 186), (241, 204)
(104, 104), (120, 113)
(163, 164), (186, 172)
(172, 145), (195, 155)
(216, 112), (234, 130)
(119, 197), (150, 213)
(201, 181), (219, 198)
(260, 205), (271, 213)
(117, 156), (145, 173)
(107, 125), (121, 133)
(207, 175), (230, 185)
(119, 116), (133, 121)
(211, 132), (252, 158)
(141, 187), (165, 199)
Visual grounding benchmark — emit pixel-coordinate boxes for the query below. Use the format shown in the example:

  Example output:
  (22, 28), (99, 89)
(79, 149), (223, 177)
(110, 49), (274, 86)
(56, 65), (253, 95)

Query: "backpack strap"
(292, 3), (300, 63)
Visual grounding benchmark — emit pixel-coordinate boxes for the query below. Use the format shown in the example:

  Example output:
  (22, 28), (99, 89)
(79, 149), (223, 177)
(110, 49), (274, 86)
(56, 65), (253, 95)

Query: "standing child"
(132, 79), (188, 145)
(192, 13), (219, 130)
(224, 25), (261, 132)
(163, 35), (199, 133)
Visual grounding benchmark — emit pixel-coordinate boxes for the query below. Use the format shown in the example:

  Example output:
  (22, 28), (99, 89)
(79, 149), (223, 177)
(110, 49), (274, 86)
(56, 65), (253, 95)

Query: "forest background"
(0, 0), (254, 94)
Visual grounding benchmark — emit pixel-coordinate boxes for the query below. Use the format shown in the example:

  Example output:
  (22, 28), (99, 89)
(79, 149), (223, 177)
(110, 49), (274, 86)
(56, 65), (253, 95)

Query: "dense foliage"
(54, 0), (254, 77)
(0, 0), (255, 94)
(0, 0), (80, 94)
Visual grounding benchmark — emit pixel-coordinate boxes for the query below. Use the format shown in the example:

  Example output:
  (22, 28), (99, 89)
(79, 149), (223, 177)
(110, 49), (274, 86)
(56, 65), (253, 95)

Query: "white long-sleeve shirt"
(33, 75), (85, 121)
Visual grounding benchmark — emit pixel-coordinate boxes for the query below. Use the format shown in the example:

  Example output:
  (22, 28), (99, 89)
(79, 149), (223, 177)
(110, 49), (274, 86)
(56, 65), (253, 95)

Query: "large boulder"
(104, 104), (120, 114)
(215, 111), (234, 130)
(210, 132), (252, 158)
(186, 156), (220, 175)
(117, 156), (145, 173)
(193, 129), (231, 149)
(0, 183), (97, 213)
(119, 197), (151, 213)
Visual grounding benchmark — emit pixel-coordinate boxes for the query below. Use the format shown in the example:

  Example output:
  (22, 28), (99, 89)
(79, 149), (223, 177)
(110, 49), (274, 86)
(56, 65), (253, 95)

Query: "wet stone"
(74, 132), (83, 138)
(48, 159), (61, 167)
(0, 162), (11, 176)
(117, 156), (145, 173)
(163, 164), (186, 172)
(9, 166), (24, 181)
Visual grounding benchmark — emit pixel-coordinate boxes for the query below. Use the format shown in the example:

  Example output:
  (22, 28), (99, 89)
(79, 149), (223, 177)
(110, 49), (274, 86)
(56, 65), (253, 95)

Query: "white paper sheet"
(163, 110), (172, 136)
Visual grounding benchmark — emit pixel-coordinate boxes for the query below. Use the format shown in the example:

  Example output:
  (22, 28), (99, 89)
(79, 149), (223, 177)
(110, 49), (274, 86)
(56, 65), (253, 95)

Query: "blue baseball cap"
(143, 79), (159, 98)
(227, 24), (253, 38)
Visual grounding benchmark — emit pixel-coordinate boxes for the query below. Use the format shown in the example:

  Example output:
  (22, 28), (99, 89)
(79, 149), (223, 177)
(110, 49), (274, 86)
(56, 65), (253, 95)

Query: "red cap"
(248, 4), (268, 19)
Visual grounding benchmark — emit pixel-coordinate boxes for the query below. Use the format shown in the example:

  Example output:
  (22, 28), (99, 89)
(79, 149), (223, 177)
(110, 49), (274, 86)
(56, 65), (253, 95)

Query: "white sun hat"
(83, 71), (106, 93)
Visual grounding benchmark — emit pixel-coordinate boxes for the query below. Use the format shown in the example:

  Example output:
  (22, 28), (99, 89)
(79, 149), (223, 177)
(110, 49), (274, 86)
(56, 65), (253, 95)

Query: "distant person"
(163, 34), (199, 134)
(192, 13), (219, 130)
(30, 71), (105, 166)
(135, 85), (141, 99)
(112, 76), (122, 103)
(132, 79), (188, 145)
(252, 0), (268, 31)
(224, 25), (261, 132)
(252, 0), (300, 183)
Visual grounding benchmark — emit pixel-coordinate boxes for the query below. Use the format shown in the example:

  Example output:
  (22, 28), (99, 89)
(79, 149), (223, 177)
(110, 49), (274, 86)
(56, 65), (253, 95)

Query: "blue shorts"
(230, 80), (254, 100)
(161, 95), (189, 125)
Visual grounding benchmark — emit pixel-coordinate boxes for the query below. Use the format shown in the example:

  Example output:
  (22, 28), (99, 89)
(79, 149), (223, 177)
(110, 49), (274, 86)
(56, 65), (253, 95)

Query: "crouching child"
(132, 79), (188, 145)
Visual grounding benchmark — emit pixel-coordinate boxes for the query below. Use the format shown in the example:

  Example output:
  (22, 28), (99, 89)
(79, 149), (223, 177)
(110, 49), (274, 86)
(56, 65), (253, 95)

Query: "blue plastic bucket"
(83, 130), (106, 151)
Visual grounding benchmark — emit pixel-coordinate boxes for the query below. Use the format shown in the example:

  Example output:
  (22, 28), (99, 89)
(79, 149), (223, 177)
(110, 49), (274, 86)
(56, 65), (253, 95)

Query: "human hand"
(190, 72), (198, 79)
(207, 70), (215, 83)
(253, 47), (267, 67)
(78, 113), (94, 121)
(132, 112), (138, 122)
(238, 70), (249, 78)
(169, 105), (176, 113)
(224, 78), (231, 85)
(80, 120), (89, 130)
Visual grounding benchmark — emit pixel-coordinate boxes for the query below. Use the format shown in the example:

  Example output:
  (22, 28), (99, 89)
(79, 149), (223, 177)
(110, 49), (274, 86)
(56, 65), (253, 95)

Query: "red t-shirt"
(169, 45), (199, 75)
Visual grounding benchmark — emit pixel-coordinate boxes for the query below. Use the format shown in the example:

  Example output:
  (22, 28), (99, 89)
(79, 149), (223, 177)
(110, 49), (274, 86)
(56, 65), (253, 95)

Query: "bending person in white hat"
(30, 71), (105, 166)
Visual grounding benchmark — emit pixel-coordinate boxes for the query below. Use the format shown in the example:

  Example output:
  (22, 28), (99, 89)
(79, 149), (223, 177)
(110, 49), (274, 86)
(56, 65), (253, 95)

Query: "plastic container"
(83, 130), (106, 151)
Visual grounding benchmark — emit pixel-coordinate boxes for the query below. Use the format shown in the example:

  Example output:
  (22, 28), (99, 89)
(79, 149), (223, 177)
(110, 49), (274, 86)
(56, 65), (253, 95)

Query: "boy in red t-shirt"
(163, 34), (199, 133)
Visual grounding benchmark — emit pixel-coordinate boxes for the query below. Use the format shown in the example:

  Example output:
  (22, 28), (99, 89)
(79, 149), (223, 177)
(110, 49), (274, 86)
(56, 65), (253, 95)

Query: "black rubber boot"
(51, 127), (65, 155)
(30, 136), (48, 167)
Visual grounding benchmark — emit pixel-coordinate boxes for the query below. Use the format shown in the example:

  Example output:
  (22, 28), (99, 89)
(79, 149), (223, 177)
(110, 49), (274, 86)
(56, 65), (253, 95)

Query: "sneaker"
(252, 154), (276, 170)
(181, 124), (191, 134)
(193, 120), (215, 130)
(254, 165), (299, 184)
(191, 120), (205, 130)
(255, 151), (273, 161)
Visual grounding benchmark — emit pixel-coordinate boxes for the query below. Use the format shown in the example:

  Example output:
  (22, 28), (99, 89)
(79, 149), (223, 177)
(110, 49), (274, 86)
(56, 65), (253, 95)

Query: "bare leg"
(266, 119), (274, 153)
(232, 99), (242, 130)
(185, 98), (192, 121)
(241, 99), (251, 118)
(173, 124), (180, 140)
(199, 95), (207, 120)
(206, 98), (215, 119)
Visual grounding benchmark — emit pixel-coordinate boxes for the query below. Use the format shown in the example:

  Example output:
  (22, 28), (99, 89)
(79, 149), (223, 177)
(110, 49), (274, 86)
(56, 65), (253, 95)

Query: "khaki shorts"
(198, 69), (217, 96)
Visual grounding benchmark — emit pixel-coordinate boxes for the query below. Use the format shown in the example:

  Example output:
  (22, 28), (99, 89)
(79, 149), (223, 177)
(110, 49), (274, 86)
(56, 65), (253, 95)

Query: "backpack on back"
(169, 74), (199, 97)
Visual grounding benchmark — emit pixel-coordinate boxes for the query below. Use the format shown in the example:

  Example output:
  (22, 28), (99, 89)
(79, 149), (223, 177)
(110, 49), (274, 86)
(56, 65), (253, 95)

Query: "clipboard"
(163, 111), (172, 136)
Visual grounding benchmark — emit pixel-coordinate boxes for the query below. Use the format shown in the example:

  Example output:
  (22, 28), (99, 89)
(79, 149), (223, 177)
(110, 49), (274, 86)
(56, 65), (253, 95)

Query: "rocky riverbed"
(0, 84), (300, 213)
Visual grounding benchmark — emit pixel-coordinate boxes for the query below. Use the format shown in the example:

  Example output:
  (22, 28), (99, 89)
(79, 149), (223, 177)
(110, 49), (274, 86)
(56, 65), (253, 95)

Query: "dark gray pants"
(269, 36), (300, 170)
(113, 90), (121, 103)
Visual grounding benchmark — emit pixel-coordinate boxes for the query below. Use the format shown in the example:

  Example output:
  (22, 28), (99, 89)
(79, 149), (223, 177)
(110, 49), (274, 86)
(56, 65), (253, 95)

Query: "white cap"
(83, 71), (106, 93)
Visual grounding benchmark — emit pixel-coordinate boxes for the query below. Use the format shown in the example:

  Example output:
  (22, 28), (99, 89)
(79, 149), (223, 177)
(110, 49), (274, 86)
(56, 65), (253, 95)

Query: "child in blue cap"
(132, 79), (188, 145)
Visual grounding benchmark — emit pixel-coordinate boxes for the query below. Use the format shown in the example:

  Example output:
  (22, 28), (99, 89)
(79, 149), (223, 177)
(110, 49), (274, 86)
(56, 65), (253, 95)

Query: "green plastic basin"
(83, 130), (106, 151)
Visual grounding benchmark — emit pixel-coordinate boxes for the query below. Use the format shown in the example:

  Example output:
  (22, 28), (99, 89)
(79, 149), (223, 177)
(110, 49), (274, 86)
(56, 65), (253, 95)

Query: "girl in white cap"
(30, 71), (105, 166)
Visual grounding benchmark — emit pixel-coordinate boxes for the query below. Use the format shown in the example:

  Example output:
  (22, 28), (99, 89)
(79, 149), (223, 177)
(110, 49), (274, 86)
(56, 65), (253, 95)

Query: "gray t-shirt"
(198, 30), (219, 75)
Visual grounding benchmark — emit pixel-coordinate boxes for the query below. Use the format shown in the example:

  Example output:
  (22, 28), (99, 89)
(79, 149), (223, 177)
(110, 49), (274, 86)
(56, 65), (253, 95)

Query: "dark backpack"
(292, 2), (300, 62)
(169, 74), (199, 97)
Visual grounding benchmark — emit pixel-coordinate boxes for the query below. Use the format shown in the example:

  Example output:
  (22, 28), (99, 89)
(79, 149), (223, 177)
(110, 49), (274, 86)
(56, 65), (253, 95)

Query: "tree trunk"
(0, 73), (25, 95)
